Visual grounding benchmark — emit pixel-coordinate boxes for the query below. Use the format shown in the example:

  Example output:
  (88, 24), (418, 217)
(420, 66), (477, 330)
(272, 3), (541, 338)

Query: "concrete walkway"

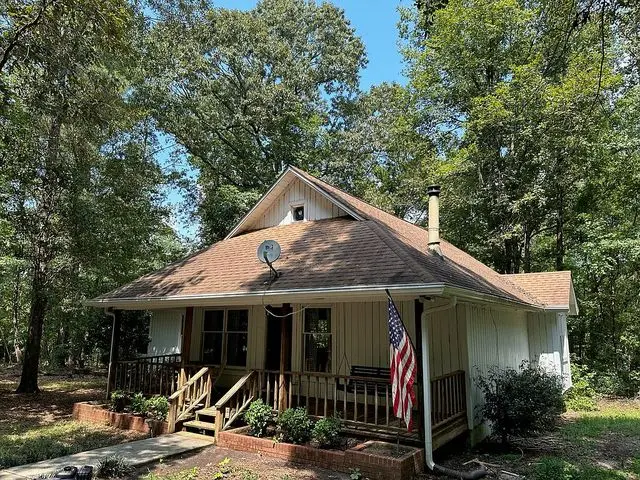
(0, 432), (215, 480)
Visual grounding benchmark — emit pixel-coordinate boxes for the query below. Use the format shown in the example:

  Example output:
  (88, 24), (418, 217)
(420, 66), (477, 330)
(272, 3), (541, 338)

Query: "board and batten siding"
(527, 311), (572, 390)
(251, 177), (348, 230)
(465, 304), (530, 440)
(147, 309), (184, 356)
(425, 303), (466, 379)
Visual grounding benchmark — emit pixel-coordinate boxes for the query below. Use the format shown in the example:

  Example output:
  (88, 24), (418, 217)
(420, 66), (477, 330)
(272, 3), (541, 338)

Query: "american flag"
(388, 296), (417, 431)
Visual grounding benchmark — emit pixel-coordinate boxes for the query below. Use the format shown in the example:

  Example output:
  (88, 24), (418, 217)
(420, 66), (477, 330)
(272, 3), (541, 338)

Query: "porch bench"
(338, 366), (391, 396)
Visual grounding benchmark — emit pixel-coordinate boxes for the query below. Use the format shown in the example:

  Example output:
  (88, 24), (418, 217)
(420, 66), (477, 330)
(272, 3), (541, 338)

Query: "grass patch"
(142, 467), (199, 479)
(533, 456), (630, 480)
(0, 420), (138, 468)
(561, 402), (640, 443)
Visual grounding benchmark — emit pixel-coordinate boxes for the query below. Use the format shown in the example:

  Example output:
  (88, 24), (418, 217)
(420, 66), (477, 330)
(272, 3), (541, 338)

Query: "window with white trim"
(202, 309), (248, 366)
(303, 308), (331, 372)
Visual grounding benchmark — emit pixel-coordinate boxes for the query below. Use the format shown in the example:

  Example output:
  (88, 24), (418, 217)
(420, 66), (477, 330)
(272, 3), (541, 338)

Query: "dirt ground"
(0, 366), (146, 468)
(140, 446), (352, 480)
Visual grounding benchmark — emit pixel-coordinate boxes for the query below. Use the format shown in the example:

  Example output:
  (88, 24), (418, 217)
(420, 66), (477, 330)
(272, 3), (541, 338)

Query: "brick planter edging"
(217, 427), (424, 480)
(72, 401), (168, 435)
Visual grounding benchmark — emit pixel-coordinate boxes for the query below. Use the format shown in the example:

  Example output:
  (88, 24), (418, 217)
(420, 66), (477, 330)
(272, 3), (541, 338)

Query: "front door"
(265, 305), (292, 371)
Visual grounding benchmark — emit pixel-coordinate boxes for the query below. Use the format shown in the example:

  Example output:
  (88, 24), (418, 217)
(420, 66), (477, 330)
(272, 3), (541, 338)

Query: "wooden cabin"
(87, 166), (578, 461)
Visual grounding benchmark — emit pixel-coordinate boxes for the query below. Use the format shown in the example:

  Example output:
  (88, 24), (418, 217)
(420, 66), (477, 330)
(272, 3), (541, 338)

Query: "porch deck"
(112, 357), (467, 448)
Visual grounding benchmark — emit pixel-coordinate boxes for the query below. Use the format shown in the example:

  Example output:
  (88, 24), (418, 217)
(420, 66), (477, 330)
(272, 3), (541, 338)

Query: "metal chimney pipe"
(427, 185), (441, 254)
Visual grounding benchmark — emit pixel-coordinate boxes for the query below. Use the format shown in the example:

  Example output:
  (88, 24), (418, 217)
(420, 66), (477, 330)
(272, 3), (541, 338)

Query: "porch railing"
(167, 366), (213, 433)
(255, 369), (466, 438)
(114, 354), (181, 396)
(430, 370), (466, 430)
(212, 371), (260, 436)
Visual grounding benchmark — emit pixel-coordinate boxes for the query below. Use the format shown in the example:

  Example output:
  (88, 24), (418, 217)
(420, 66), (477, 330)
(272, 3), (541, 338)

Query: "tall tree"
(0, 0), (177, 392)
(139, 0), (366, 242)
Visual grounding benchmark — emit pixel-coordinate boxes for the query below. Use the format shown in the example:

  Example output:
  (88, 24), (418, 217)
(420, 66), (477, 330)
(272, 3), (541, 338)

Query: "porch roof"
(88, 167), (574, 311)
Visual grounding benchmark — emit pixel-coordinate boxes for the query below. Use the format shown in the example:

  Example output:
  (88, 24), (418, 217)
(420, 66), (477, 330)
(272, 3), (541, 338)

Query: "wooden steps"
(182, 407), (218, 436)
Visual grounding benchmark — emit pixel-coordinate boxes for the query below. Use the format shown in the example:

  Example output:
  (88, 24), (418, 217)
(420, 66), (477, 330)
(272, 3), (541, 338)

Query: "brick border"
(217, 427), (424, 480)
(72, 401), (168, 435)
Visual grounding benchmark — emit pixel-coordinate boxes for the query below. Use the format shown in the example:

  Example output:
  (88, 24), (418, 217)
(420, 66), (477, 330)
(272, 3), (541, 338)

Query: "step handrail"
(167, 366), (212, 433)
(168, 366), (209, 401)
(213, 370), (259, 437)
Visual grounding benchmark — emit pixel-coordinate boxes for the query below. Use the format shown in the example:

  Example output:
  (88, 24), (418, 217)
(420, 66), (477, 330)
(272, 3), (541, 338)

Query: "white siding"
(252, 178), (348, 229)
(527, 311), (572, 390)
(427, 304), (466, 378)
(465, 304), (529, 437)
(147, 309), (184, 356)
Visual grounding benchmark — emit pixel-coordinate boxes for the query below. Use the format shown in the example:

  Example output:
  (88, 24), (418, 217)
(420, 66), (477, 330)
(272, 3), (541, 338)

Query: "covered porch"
(107, 296), (471, 449)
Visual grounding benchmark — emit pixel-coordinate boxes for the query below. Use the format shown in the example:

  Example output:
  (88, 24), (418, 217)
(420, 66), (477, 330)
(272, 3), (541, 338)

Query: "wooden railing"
(431, 370), (466, 430)
(256, 369), (466, 438)
(167, 366), (213, 433)
(257, 370), (410, 436)
(114, 354), (181, 396)
(212, 371), (260, 436)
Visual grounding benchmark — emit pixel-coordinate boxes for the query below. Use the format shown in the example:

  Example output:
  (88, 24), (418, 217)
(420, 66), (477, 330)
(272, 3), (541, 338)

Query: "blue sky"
(164, 0), (409, 241)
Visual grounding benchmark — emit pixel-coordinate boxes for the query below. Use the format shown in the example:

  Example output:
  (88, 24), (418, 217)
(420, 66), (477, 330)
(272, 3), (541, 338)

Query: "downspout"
(420, 297), (487, 479)
(105, 308), (116, 400)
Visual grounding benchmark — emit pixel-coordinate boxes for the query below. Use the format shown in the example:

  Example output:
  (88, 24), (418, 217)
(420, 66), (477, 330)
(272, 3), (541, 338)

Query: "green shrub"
(145, 395), (169, 421)
(96, 454), (135, 478)
(244, 400), (274, 437)
(312, 416), (342, 448)
(276, 407), (313, 444)
(108, 390), (129, 413)
(564, 363), (598, 412)
(476, 362), (564, 443)
(130, 393), (147, 415)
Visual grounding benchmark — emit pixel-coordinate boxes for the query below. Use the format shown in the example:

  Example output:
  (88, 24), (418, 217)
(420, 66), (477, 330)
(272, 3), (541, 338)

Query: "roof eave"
(443, 285), (542, 312)
(84, 283), (446, 310)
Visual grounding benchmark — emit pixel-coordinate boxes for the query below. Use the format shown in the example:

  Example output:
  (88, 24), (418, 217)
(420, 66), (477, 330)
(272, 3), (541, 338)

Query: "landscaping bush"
(476, 362), (564, 443)
(145, 395), (169, 421)
(311, 415), (342, 448)
(96, 454), (135, 478)
(108, 390), (130, 413)
(564, 364), (598, 412)
(276, 407), (313, 444)
(244, 399), (274, 437)
(130, 392), (147, 415)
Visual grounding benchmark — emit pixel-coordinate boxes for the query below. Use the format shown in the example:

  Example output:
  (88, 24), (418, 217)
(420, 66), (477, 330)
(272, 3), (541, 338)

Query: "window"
(292, 204), (305, 222)
(226, 310), (249, 367)
(202, 310), (224, 364)
(202, 309), (249, 366)
(303, 308), (331, 372)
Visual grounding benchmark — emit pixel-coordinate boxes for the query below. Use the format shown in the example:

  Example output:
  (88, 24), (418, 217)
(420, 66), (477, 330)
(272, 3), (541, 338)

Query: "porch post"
(106, 308), (121, 399)
(278, 303), (291, 412)
(180, 307), (194, 381)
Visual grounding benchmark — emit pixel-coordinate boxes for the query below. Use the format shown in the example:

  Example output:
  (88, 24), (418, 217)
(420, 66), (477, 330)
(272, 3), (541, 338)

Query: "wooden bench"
(339, 365), (390, 395)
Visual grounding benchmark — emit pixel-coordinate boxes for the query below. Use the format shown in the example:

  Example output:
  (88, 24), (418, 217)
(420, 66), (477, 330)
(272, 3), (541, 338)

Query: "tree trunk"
(16, 263), (48, 393)
(555, 189), (565, 271)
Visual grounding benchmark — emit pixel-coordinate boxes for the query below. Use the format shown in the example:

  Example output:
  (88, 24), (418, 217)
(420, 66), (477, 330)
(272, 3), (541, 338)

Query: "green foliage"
(244, 399), (274, 437)
(130, 393), (147, 416)
(565, 365), (598, 412)
(145, 395), (169, 421)
(96, 454), (135, 479)
(477, 362), (564, 443)
(311, 416), (342, 448)
(349, 468), (362, 480)
(276, 407), (313, 444)
(108, 390), (130, 413)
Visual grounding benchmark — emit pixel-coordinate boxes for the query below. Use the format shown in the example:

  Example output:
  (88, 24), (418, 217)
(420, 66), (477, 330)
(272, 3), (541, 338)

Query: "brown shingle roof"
(503, 271), (574, 310)
(93, 167), (573, 308)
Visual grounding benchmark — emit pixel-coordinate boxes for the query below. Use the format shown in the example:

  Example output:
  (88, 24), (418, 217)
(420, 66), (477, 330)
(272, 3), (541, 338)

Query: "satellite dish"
(257, 240), (281, 264)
